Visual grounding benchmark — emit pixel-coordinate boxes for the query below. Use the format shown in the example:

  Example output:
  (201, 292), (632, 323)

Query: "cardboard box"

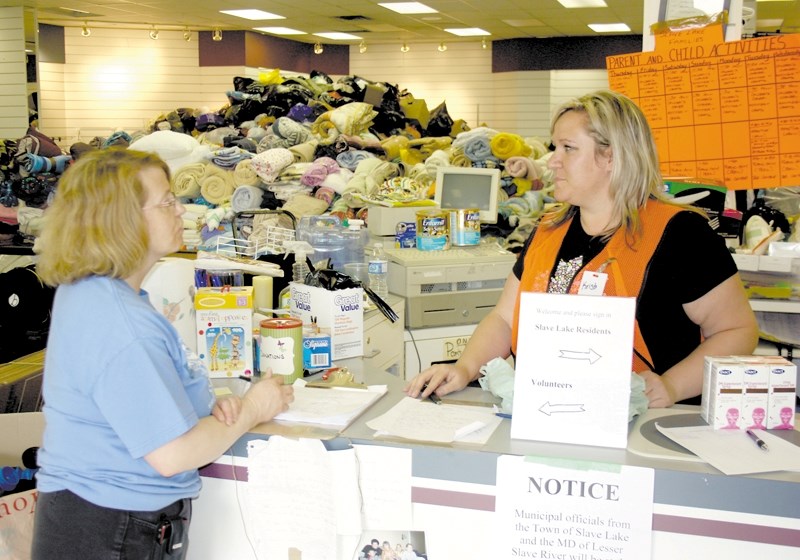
(288, 283), (363, 360)
(701, 356), (744, 429)
(195, 287), (255, 378)
(764, 356), (797, 430)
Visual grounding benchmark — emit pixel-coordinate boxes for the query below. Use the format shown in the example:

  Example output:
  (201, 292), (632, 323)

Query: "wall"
(0, 6), (29, 139)
(34, 29), (611, 143)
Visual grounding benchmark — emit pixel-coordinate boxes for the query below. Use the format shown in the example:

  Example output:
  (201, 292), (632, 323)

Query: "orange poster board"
(607, 25), (800, 190)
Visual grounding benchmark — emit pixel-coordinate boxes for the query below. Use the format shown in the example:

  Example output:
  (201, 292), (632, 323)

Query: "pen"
(423, 385), (441, 405)
(495, 412), (512, 419)
(238, 375), (252, 383)
(746, 429), (769, 451)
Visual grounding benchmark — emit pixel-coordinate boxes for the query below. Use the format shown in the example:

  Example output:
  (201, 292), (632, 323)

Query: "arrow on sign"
(558, 348), (601, 364)
(539, 402), (585, 416)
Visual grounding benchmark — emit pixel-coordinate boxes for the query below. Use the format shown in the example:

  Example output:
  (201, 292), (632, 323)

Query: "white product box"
(701, 356), (744, 429)
(195, 287), (254, 378)
(763, 356), (797, 430)
(737, 356), (770, 431)
(289, 283), (364, 360)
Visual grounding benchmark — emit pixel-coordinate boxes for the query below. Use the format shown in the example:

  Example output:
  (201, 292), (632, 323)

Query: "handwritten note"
(353, 445), (413, 530)
(273, 383), (387, 428)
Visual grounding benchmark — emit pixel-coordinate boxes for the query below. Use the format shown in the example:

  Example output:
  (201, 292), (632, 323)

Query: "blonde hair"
(545, 90), (693, 240)
(36, 148), (170, 286)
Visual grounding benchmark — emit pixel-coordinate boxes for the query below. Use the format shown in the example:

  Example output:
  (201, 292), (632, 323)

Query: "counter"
(194, 360), (800, 559)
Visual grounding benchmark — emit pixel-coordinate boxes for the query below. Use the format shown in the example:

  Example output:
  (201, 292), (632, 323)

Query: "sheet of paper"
(366, 396), (502, 444)
(512, 292), (635, 448)
(273, 383), (387, 428)
(494, 455), (654, 559)
(656, 424), (800, 475)
(243, 437), (340, 559)
(353, 445), (413, 530)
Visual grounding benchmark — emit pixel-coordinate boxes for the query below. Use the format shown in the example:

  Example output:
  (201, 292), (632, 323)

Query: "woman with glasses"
(31, 148), (293, 559)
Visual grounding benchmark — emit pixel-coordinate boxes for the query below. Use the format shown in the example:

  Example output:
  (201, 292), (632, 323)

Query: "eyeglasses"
(142, 195), (179, 211)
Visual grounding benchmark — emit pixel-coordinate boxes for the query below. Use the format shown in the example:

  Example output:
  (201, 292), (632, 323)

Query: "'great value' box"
(195, 286), (254, 378)
(288, 283), (363, 360)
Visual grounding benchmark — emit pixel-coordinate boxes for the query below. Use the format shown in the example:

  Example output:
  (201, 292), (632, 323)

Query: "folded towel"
(250, 148), (294, 183)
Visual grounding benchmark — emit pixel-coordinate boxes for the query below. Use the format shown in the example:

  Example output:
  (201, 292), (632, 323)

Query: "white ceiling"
(10, 0), (798, 45)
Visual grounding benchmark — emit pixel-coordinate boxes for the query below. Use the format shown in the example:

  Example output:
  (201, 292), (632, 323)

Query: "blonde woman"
(32, 148), (293, 559)
(407, 90), (757, 408)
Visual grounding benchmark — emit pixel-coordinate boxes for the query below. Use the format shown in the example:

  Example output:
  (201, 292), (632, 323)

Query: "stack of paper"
(273, 382), (387, 429)
(366, 396), (502, 444)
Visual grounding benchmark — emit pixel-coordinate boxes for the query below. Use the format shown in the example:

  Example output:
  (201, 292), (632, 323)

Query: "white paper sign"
(511, 292), (636, 448)
(494, 455), (654, 560)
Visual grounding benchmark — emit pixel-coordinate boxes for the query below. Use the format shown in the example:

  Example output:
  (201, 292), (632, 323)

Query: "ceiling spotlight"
(400, 42), (410, 53)
(149, 27), (159, 40)
(437, 42), (447, 52)
(481, 37), (488, 49)
(183, 28), (191, 41)
(212, 28), (222, 41)
(81, 22), (91, 37)
(359, 40), (367, 54)
(313, 42), (324, 54)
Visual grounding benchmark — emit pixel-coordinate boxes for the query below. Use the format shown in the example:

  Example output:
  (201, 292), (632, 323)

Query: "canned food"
(416, 209), (449, 251)
(447, 208), (481, 246)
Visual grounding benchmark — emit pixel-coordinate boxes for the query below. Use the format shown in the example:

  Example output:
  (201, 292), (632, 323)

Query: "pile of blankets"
(1, 69), (556, 253)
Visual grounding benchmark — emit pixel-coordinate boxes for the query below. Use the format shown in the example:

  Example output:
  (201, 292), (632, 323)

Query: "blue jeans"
(31, 489), (192, 560)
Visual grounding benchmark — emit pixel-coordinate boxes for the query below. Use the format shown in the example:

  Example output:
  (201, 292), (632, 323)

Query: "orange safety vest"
(511, 199), (684, 373)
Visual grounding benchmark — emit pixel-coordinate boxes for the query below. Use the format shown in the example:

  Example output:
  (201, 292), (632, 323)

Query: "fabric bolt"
(172, 163), (205, 198)
(199, 163), (235, 205)
(250, 148), (294, 183)
(490, 132), (532, 160)
(230, 185), (265, 213)
(233, 159), (261, 187)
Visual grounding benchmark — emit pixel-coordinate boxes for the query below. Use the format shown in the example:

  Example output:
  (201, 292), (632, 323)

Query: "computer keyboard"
(384, 243), (516, 266)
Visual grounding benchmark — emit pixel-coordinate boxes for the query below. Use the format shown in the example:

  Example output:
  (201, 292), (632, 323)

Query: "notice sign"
(511, 293), (635, 449)
(494, 455), (654, 560)
(607, 24), (800, 190)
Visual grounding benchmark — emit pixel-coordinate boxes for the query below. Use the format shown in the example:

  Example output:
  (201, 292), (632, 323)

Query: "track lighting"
(81, 22), (91, 37)
(359, 40), (367, 54)
(212, 28), (222, 41)
(313, 42), (324, 54)
(438, 42), (447, 52)
(481, 37), (488, 49)
(149, 27), (159, 40)
(183, 28), (191, 41)
(400, 42), (410, 53)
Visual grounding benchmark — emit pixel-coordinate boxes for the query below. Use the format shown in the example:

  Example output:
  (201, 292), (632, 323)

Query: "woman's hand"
(212, 395), (243, 426)
(243, 369), (295, 424)
(404, 363), (474, 399)
(638, 370), (676, 408)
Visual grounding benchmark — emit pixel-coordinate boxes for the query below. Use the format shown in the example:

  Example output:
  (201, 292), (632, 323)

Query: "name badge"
(577, 271), (607, 296)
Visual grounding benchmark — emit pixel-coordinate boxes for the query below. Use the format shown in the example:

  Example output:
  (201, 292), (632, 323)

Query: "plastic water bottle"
(367, 242), (389, 300)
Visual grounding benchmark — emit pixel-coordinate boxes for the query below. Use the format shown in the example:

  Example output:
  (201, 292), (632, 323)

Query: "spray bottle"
(278, 240), (315, 311)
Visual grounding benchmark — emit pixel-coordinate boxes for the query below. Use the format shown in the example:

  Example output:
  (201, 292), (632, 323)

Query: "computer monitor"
(434, 166), (500, 224)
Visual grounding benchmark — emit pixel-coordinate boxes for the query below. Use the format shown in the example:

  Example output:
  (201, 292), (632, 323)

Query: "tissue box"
(288, 283), (363, 360)
(195, 287), (254, 378)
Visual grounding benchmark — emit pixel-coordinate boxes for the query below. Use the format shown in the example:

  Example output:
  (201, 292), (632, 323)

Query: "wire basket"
(218, 209), (297, 258)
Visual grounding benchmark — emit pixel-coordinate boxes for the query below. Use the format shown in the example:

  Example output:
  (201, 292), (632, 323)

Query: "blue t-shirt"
(36, 276), (215, 511)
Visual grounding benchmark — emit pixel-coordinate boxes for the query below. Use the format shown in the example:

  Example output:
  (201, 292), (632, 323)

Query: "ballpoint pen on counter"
(746, 429), (769, 451)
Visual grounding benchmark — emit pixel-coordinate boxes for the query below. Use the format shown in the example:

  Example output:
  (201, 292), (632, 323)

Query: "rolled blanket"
(314, 186), (335, 206)
(320, 168), (353, 194)
(230, 185), (264, 213)
(257, 133), (290, 152)
(449, 147), (473, 168)
(490, 132), (532, 160)
(19, 153), (72, 174)
(462, 136), (493, 163)
(210, 146), (252, 169)
(314, 156), (339, 174)
(504, 156), (538, 179)
(278, 162), (312, 182)
(336, 149), (374, 171)
(311, 116), (340, 146)
(172, 162), (206, 198)
(329, 102), (377, 136)
(199, 163), (235, 205)
(289, 139), (319, 162)
(452, 126), (498, 150)
(300, 163), (329, 187)
(423, 149), (451, 176)
(272, 117), (311, 146)
(233, 159), (261, 187)
(250, 148), (294, 183)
